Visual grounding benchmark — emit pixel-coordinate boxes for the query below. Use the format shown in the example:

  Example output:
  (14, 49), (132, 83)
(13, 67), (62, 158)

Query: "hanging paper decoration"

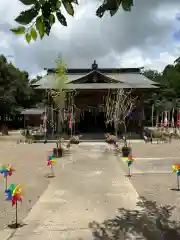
(0, 164), (14, 190)
(172, 115), (175, 128)
(177, 109), (180, 127)
(172, 164), (180, 190)
(156, 118), (158, 128)
(164, 111), (168, 127)
(160, 119), (163, 127)
(43, 112), (47, 133)
(69, 117), (73, 129)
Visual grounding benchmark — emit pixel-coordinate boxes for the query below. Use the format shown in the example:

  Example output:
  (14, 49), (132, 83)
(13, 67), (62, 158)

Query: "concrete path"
(6, 145), (141, 240)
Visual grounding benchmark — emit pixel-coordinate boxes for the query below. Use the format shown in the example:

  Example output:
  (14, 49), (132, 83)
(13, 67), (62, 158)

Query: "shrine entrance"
(74, 90), (113, 133)
(78, 109), (107, 133)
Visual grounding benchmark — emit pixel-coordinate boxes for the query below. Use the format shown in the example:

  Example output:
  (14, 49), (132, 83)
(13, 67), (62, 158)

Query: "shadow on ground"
(7, 223), (27, 229)
(88, 197), (180, 240)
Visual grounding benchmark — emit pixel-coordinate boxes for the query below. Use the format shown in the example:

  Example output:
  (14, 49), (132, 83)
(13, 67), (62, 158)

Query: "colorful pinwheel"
(5, 183), (22, 206)
(172, 164), (180, 175)
(5, 184), (22, 228)
(47, 155), (56, 166)
(0, 164), (14, 177)
(124, 156), (134, 167)
(0, 164), (14, 190)
(172, 164), (180, 190)
(47, 155), (56, 177)
(123, 155), (134, 177)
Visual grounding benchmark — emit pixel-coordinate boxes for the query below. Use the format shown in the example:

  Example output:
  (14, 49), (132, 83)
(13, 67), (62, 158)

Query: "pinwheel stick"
(15, 201), (18, 228)
(128, 166), (131, 177)
(177, 173), (180, 191)
(5, 176), (7, 190)
(50, 165), (54, 177)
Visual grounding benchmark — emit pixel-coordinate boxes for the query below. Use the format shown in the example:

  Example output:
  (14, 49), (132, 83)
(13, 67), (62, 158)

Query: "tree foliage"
(48, 57), (69, 134)
(143, 59), (180, 114)
(11, 0), (134, 43)
(0, 55), (43, 120)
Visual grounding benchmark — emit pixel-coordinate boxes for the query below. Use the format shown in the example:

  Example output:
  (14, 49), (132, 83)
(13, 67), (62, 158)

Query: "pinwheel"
(172, 164), (180, 190)
(5, 184), (22, 228)
(0, 164), (15, 190)
(123, 155), (134, 177)
(47, 155), (56, 177)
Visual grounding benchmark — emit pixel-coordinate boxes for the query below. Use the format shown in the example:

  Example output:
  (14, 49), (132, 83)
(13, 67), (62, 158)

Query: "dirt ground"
(0, 136), (180, 230)
(0, 141), (56, 229)
(131, 139), (180, 157)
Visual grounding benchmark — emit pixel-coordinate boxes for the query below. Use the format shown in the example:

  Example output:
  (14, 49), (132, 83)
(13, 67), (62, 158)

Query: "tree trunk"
(124, 122), (127, 146)
(172, 108), (175, 132)
(152, 104), (154, 128)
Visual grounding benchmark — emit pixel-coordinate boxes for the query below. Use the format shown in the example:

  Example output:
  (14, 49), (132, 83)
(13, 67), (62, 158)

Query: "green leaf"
(39, 0), (45, 4)
(49, 14), (55, 25)
(121, 0), (133, 11)
(11, 26), (26, 34)
(25, 33), (31, 43)
(56, 0), (61, 9)
(15, 5), (40, 25)
(36, 16), (45, 39)
(62, 0), (74, 16)
(96, 5), (106, 18)
(56, 11), (67, 26)
(19, 0), (38, 5)
(30, 27), (37, 40)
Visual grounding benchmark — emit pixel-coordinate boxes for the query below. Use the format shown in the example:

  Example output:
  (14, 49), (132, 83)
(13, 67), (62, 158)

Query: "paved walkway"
(5, 145), (141, 240)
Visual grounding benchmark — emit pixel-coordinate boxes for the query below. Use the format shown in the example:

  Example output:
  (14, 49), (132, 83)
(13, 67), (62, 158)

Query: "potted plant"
(69, 135), (81, 144)
(53, 137), (63, 157)
(121, 135), (132, 157)
(105, 89), (137, 157)
(48, 57), (70, 156)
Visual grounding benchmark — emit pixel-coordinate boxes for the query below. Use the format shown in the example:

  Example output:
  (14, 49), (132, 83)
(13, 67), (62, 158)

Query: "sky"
(0, 0), (180, 78)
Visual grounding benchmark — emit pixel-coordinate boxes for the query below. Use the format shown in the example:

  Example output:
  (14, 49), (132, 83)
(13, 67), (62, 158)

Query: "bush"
(152, 130), (162, 138)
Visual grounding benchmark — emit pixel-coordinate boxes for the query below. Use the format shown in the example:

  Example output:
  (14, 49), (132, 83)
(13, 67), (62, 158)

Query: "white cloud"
(0, 0), (179, 75)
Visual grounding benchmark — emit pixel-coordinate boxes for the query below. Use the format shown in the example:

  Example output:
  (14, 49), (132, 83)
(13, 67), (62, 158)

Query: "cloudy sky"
(0, 0), (180, 77)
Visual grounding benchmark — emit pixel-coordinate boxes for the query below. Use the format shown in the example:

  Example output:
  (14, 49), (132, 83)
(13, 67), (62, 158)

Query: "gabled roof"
(46, 67), (142, 74)
(67, 70), (120, 84)
(34, 61), (158, 89)
(35, 83), (157, 90)
(33, 70), (157, 89)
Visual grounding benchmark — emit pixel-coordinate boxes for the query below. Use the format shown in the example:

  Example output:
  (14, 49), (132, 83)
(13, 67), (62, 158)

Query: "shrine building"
(32, 61), (158, 138)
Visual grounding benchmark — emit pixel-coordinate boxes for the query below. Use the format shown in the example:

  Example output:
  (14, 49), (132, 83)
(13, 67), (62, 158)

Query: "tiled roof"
(33, 69), (158, 89)
(35, 82), (157, 90)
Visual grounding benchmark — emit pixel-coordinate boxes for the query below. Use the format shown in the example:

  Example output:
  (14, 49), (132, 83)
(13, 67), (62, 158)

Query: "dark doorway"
(79, 110), (95, 132)
(96, 112), (106, 131)
(78, 110), (114, 133)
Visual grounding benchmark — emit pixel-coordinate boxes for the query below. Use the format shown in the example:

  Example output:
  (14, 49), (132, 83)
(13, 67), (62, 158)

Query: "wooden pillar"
(138, 93), (144, 138)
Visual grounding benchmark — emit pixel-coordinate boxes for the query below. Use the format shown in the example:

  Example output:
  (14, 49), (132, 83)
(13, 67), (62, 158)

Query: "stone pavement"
(125, 156), (180, 223)
(5, 144), (142, 240)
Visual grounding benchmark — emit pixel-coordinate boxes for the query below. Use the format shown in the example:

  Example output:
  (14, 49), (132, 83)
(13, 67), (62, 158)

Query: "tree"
(105, 88), (137, 145)
(45, 57), (71, 150)
(0, 54), (44, 132)
(142, 61), (180, 129)
(48, 57), (68, 134)
(11, 0), (133, 43)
